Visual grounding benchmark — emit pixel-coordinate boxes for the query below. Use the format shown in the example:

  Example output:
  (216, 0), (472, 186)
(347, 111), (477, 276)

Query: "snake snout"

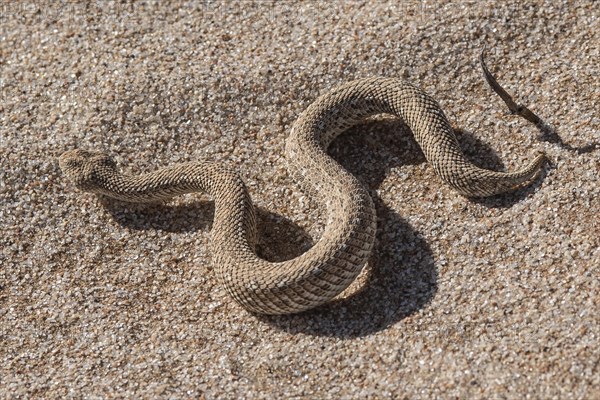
(59, 149), (117, 192)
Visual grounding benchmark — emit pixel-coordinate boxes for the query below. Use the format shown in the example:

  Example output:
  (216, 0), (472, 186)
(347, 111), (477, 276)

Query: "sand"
(1, 1), (598, 398)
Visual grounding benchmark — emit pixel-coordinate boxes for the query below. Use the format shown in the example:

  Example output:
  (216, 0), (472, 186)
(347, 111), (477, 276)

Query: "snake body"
(59, 78), (546, 315)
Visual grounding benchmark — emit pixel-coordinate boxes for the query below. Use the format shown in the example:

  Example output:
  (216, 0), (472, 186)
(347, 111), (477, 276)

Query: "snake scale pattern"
(59, 77), (546, 314)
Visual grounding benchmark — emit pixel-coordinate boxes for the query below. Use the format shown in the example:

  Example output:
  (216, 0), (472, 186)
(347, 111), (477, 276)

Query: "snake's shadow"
(101, 118), (546, 338)
(102, 197), (215, 232)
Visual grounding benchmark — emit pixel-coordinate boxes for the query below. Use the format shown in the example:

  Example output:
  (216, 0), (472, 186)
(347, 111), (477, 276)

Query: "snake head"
(58, 149), (117, 192)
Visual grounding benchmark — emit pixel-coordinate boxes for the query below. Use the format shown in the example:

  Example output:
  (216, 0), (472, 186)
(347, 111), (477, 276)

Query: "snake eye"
(65, 159), (84, 170)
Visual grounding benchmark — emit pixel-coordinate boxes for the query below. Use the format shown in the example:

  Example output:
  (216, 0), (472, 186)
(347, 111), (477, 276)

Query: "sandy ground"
(1, 1), (599, 398)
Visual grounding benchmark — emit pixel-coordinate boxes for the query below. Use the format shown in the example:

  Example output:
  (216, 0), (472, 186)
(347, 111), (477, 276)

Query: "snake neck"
(94, 161), (259, 249)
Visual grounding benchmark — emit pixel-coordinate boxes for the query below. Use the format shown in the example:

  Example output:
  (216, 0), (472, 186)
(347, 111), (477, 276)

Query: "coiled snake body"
(59, 78), (546, 314)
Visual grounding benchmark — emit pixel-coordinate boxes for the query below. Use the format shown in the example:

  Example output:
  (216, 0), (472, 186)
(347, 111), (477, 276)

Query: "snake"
(59, 77), (546, 315)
